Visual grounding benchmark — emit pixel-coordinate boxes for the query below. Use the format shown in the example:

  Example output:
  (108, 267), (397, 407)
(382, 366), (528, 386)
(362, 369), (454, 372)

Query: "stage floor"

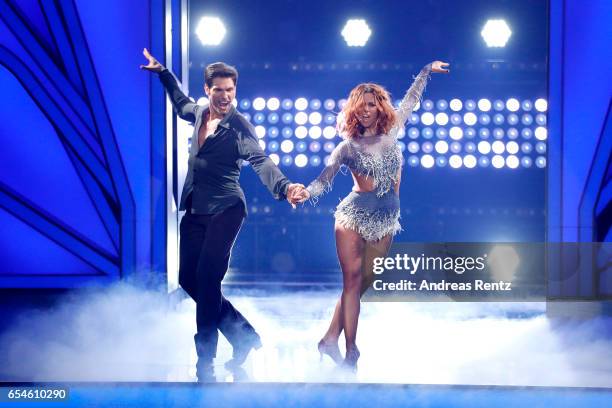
(0, 286), (611, 389)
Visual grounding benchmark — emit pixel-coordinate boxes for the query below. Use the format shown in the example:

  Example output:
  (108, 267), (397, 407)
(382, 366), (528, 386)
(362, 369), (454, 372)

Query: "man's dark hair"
(204, 62), (238, 88)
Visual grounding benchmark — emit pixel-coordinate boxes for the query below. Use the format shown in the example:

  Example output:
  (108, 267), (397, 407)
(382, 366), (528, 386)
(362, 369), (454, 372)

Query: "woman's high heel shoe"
(317, 339), (343, 364)
(343, 346), (360, 370)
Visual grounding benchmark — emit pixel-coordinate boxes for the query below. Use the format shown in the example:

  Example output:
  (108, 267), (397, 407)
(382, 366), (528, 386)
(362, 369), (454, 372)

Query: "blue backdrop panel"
(0, 66), (115, 255)
(0, 0), (166, 288)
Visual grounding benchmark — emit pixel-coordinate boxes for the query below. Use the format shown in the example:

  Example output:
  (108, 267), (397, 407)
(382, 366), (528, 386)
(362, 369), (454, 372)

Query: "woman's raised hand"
(431, 61), (450, 73)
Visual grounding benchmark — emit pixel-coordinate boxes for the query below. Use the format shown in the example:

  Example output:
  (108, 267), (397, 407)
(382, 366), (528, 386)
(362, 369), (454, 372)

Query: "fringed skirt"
(334, 190), (401, 242)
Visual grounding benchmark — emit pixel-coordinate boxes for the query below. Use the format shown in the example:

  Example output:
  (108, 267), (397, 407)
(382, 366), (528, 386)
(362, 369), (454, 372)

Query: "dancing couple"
(141, 48), (449, 381)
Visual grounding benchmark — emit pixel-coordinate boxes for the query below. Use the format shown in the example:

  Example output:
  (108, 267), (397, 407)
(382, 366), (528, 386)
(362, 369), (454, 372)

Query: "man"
(141, 48), (303, 381)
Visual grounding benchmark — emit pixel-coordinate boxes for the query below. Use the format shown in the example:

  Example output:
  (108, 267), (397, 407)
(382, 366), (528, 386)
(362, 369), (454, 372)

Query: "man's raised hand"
(140, 48), (164, 73)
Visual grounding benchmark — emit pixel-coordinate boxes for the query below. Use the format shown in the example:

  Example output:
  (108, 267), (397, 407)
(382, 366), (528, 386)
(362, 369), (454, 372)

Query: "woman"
(295, 61), (450, 368)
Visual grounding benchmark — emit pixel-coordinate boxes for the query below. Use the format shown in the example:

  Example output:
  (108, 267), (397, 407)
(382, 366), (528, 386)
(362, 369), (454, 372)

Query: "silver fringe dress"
(306, 64), (433, 242)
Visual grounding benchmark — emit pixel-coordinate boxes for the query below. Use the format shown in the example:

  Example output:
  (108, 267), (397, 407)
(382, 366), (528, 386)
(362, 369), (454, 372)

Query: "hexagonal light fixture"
(341, 19), (371, 47)
(195, 16), (226, 46)
(481, 19), (512, 47)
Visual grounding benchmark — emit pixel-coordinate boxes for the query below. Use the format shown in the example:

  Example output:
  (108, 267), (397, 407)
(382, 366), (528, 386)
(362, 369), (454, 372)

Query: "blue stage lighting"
(521, 157), (533, 168)
(309, 99), (322, 110)
(324, 113), (336, 125)
(521, 100), (533, 111)
(324, 99), (336, 110)
(281, 155), (293, 166)
(268, 127), (279, 138)
(436, 128), (448, 139)
(493, 100), (505, 111)
(536, 114), (547, 126)
(493, 114), (505, 125)
(536, 156), (546, 168)
(493, 128), (505, 139)
(295, 141), (307, 153)
(479, 156), (490, 167)
(309, 155), (322, 166)
(465, 100), (476, 111)
(536, 142), (547, 154)
(478, 114), (491, 125)
(521, 142), (532, 153)
(479, 128), (490, 139)
(521, 128), (533, 139)
(422, 141), (434, 153)
(521, 114), (533, 125)
(465, 128), (476, 138)
(309, 141), (322, 152)
(408, 141), (420, 153)
(281, 113), (293, 124)
(408, 155), (420, 167)
(282, 127), (293, 138)
(338, 98), (347, 109)
(437, 99), (448, 111)
(239, 98), (251, 110)
(408, 113), (420, 125)
(507, 114), (519, 125)
(422, 127), (434, 139)
(281, 99), (293, 110)
(408, 127), (420, 139)
(465, 142), (476, 153)
(267, 113), (279, 124)
(323, 141), (336, 152)
(254, 112), (265, 124)
(422, 100), (434, 111)
(450, 113), (462, 125)
(268, 141), (279, 152)
(450, 142), (462, 153)
(436, 156), (448, 167)
(507, 128), (519, 139)
(397, 141), (406, 152)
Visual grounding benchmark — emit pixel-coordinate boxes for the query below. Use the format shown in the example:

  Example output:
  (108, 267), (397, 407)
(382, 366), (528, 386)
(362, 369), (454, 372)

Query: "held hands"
(431, 61), (450, 73)
(140, 48), (164, 73)
(286, 183), (311, 208)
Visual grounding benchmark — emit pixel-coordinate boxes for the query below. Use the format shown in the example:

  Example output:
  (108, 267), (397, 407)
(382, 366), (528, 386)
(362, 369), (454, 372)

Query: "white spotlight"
(435, 141), (449, 154)
(309, 112), (322, 125)
(294, 112), (308, 125)
(421, 154), (435, 168)
(253, 97), (266, 111)
(506, 155), (519, 169)
(295, 98), (308, 111)
(464, 155), (477, 168)
(478, 141), (491, 154)
(463, 112), (477, 126)
(255, 126), (266, 139)
(295, 154), (308, 168)
(449, 127), (463, 140)
(506, 98), (520, 112)
(481, 19), (512, 48)
(269, 153), (280, 165)
(323, 126), (336, 139)
(450, 99), (463, 111)
(435, 113), (449, 126)
(280, 140), (294, 153)
(492, 155), (505, 168)
(295, 126), (308, 139)
(196, 16), (226, 46)
(478, 99), (492, 112)
(266, 98), (280, 111)
(535, 127), (547, 141)
(341, 19), (372, 47)
(492, 140), (505, 154)
(421, 112), (435, 126)
(535, 98), (548, 112)
(449, 155), (463, 169)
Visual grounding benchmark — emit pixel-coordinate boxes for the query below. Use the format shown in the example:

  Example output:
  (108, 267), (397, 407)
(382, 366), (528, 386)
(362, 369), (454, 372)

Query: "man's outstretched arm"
(140, 48), (197, 123)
